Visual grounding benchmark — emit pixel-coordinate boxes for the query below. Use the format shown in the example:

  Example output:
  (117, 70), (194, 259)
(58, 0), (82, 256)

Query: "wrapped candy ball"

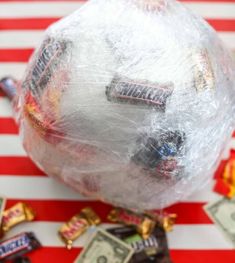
(14, 0), (235, 210)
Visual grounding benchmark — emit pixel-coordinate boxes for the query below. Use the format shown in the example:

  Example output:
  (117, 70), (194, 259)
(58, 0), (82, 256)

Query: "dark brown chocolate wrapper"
(129, 226), (173, 263)
(13, 257), (31, 263)
(107, 226), (138, 239)
(0, 232), (41, 262)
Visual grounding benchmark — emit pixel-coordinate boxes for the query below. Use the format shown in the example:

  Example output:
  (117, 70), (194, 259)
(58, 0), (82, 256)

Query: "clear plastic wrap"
(17, 0), (235, 211)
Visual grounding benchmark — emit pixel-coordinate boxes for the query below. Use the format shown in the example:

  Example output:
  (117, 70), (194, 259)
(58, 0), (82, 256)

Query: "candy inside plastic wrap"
(14, 0), (235, 211)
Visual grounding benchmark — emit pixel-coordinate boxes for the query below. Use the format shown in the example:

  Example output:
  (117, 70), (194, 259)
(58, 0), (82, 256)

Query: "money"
(74, 228), (134, 263)
(0, 196), (6, 223)
(204, 197), (235, 246)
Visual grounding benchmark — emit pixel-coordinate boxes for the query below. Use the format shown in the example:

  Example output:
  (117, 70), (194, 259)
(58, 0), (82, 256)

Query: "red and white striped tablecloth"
(0, 0), (235, 262)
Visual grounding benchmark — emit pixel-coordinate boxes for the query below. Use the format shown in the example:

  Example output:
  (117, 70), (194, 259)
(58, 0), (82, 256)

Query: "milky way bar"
(2, 203), (35, 233)
(59, 207), (101, 249)
(106, 76), (174, 111)
(0, 232), (41, 261)
(108, 208), (155, 238)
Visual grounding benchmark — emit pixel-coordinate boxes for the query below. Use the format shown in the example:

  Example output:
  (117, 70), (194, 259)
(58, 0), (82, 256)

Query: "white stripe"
(0, 2), (234, 19)
(0, 2), (83, 18)
(0, 31), (44, 48)
(0, 97), (13, 117)
(0, 135), (26, 156)
(185, 3), (235, 19)
(0, 31), (234, 50)
(168, 224), (234, 249)
(2, 222), (234, 249)
(219, 33), (235, 50)
(0, 63), (26, 79)
(0, 176), (93, 200)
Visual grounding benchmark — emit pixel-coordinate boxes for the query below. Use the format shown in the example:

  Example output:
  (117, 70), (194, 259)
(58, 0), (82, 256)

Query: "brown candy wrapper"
(1, 202), (35, 233)
(108, 208), (156, 239)
(129, 226), (172, 263)
(59, 207), (101, 249)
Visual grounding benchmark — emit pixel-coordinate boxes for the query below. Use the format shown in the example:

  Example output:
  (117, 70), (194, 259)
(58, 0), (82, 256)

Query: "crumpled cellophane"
(17, 0), (235, 211)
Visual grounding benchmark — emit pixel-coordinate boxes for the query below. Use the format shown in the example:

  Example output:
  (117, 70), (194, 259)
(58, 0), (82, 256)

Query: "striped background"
(0, 0), (235, 262)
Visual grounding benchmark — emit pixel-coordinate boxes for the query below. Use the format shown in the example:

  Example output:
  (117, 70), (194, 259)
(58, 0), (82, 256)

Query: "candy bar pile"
(0, 198), (40, 263)
(0, 195), (175, 262)
(66, 207), (175, 262)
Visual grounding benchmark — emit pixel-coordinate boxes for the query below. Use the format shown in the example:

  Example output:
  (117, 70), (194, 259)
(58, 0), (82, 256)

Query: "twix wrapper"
(108, 208), (155, 239)
(59, 207), (101, 249)
(2, 202), (35, 233)
(146, 211), (177, 232)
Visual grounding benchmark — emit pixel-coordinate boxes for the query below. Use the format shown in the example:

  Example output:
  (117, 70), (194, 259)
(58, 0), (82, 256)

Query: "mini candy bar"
(127, 235), (159, 252)
(0, 232), (41, 261)
(192, 48), (215, 92)
(80, 207), (101, 226)
(13, 257), (31, 263)
(2, 203), (35, 233)
(152, 226), (171, 261)
(59, 207), (100, 249)
(0, 77), (17, 100)
(107, 226), (137, 239)
(106, 76), (173, 111)
(22, 37), (68, 98)
(107, 208), (155, 238)
(132, 130), (185, 169)
(146, 211), (177, 232)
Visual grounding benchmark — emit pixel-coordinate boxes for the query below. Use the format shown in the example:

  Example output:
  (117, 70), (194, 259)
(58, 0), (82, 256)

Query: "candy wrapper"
(5, 0), (235, 211)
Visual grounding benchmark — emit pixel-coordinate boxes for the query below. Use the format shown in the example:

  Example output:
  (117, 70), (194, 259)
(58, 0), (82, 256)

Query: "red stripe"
(0, 157), (45, 176)
(28, 248), (81, 263)
(4, 199), (212, 224)
(0, 118), (18, 134)
(207, 19), (235, 32)
(17, 247), (235, 263)
(0, 18), (234, 31)
(164, 202), (212, 224)
(170, 250), (235, 263)
(0, 49), (33, 62)
(0, 18), (60, 30)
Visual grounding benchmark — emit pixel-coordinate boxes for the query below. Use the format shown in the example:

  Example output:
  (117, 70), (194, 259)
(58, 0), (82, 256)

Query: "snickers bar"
(0, 232), (41, 261)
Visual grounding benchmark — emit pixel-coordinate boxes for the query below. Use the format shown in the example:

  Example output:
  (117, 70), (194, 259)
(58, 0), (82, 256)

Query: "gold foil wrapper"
(2, 202), (35, 232)
(80, 207), (101, 226)
(59, 207), (101, 249)
(59, 214), (89, 249)
(146, 211), (177, 232)
(108, 208), (155, 239)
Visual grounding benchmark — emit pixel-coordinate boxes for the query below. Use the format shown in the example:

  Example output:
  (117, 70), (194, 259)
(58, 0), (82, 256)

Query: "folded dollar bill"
(204, 197), (235, 246)
(74, 228), (134, 263)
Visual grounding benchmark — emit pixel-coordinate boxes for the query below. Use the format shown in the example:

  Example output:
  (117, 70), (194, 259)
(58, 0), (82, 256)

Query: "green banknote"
(204, 197), (235, 246)
(74, 228), (134, 263)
